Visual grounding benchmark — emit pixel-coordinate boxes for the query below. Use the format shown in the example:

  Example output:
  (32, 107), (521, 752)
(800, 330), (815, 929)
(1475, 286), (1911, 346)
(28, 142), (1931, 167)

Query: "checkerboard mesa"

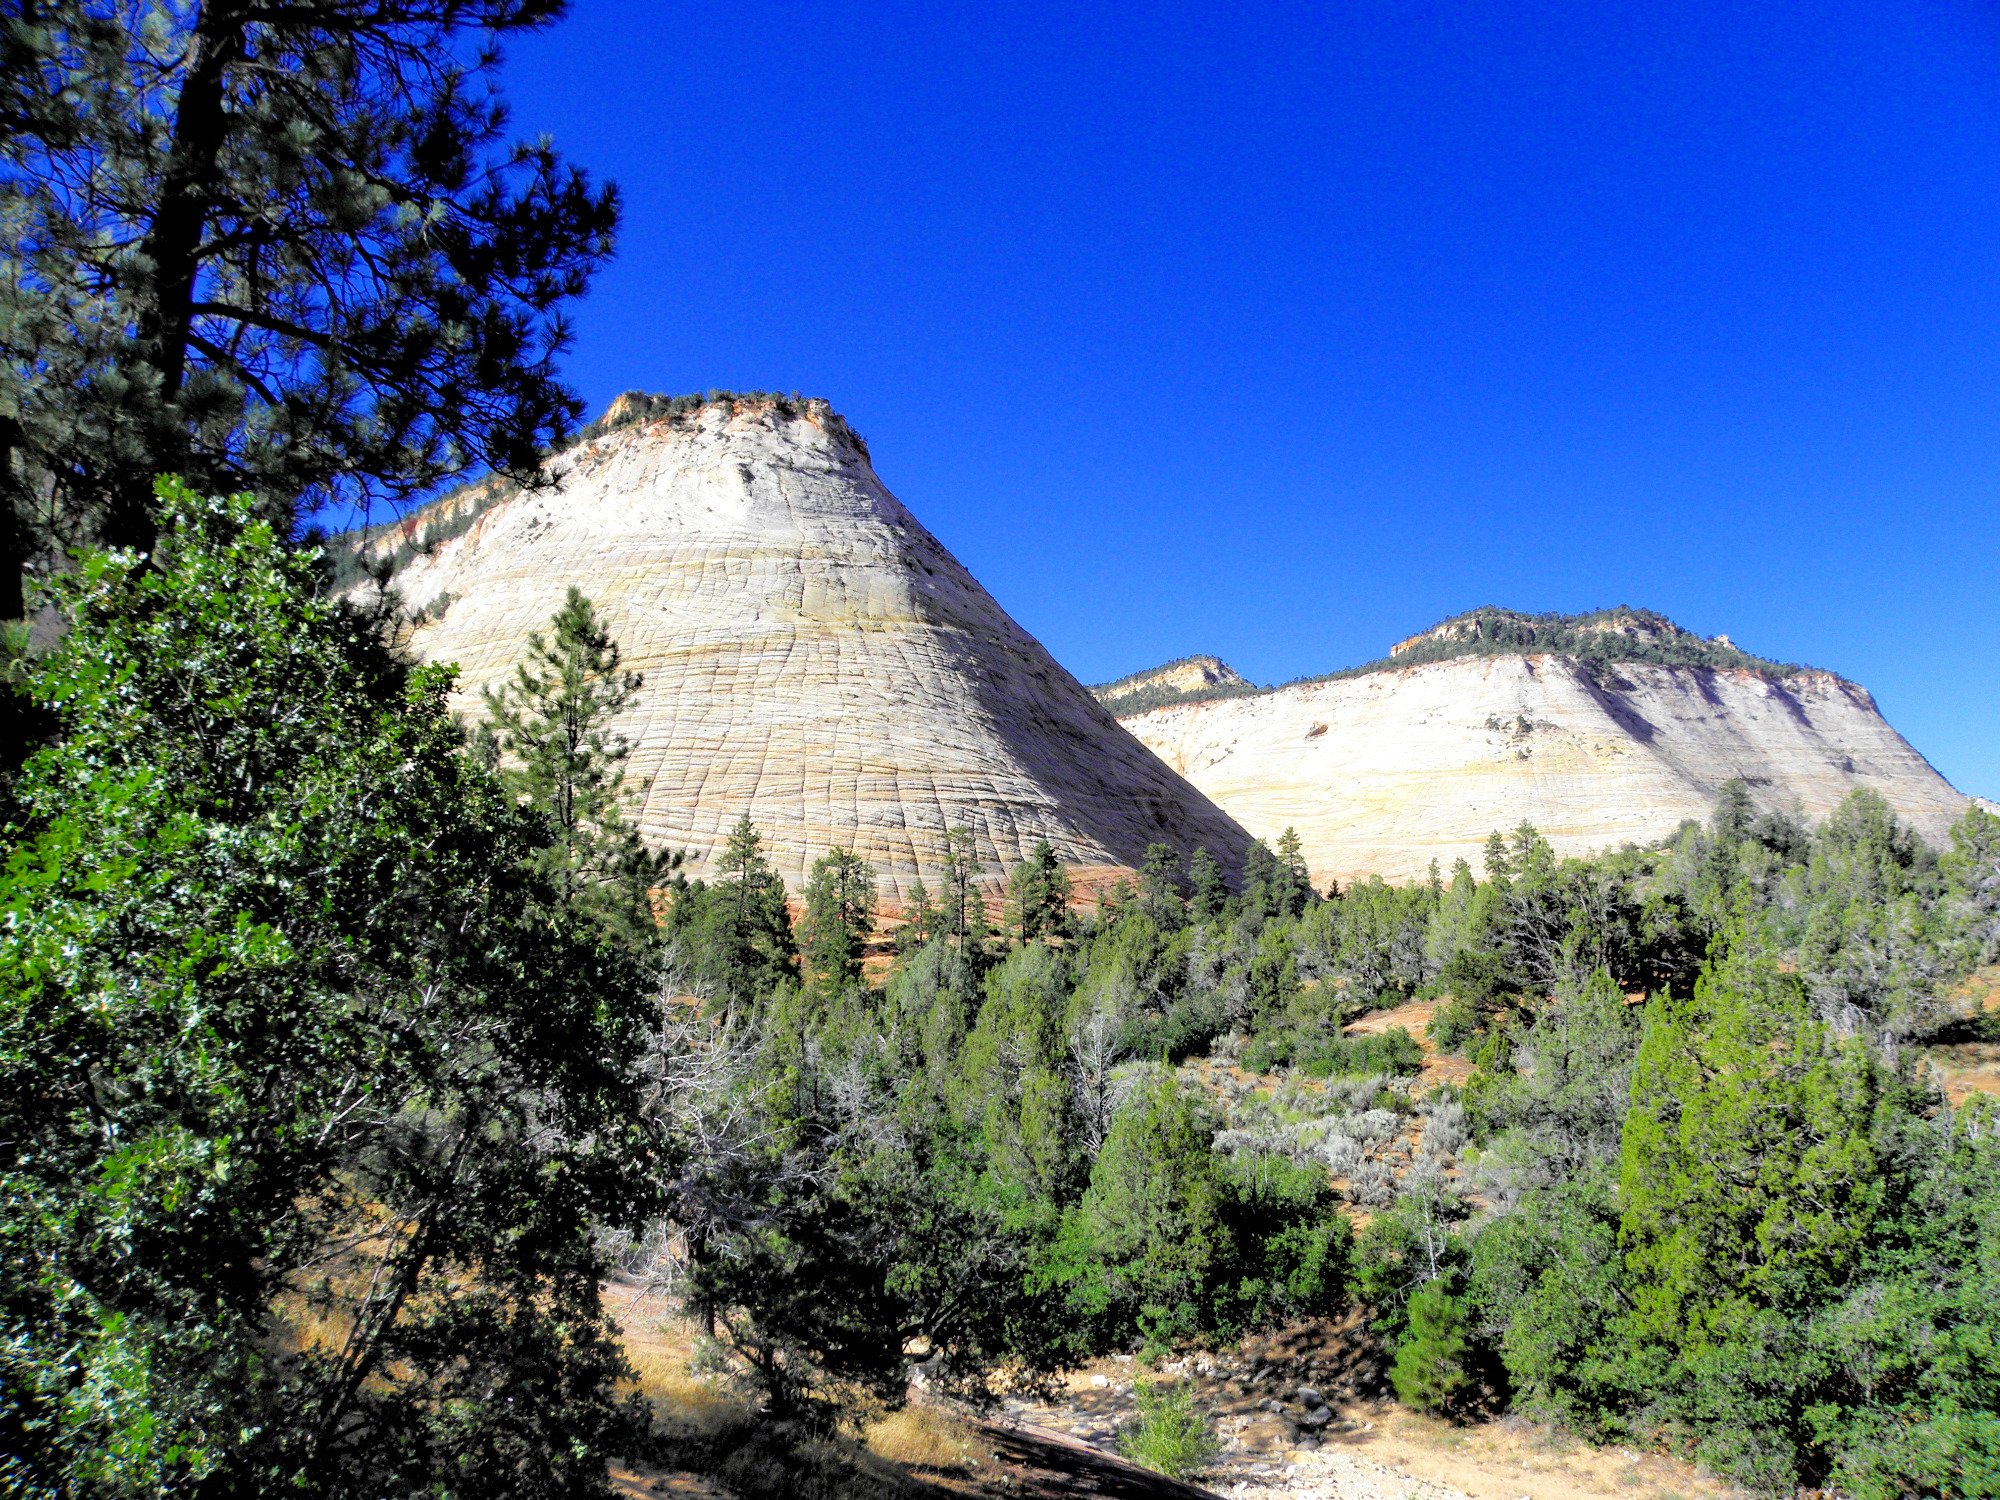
(340, 394), (1251, 904)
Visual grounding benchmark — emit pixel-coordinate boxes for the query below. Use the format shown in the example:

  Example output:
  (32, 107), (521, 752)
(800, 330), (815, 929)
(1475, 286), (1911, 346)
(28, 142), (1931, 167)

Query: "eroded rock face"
(1119, 654), (1969, 886)
(353, 397), (1250, 900)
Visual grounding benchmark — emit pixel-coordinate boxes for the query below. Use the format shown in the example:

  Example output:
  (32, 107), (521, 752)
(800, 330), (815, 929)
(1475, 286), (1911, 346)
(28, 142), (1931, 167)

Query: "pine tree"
(480, 586), (673, 946)
(712, 814), (796, 1009)
(801, 846), (877, 995)
(1137, 841), (1188, 931)
(1390, 1281), (1473, 1414)
(1187, 847), (1227, 924)
(1272, 827), (1312, 916)
(940, 826), (983, 942)
(1241, 838), (1278, 918)
(1712, 777), (1758, 842)
(895, 874), (944, 955)
(0, 1), (617, 613)
(1006, 839), (1072, 945)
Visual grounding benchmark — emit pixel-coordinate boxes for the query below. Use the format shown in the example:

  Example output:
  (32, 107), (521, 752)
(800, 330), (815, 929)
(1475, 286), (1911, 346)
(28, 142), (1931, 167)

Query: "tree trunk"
(115, 0), (247, 551)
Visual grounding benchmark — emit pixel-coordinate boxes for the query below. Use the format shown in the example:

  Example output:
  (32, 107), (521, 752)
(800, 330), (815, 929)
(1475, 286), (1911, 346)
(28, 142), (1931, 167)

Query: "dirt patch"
(1345, 998), (1472, 1096)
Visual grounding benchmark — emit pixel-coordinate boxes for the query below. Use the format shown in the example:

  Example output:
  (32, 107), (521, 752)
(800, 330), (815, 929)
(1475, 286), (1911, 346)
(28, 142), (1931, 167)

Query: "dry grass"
(621, 1339), (753, 1444)
(864, 1405), (977, 1472)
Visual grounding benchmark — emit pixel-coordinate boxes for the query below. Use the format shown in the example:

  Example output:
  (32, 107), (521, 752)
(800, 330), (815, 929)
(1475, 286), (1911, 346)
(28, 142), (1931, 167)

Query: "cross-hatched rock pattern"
(1119, 653), (1970, 887)
(355, 398), (1251, 902)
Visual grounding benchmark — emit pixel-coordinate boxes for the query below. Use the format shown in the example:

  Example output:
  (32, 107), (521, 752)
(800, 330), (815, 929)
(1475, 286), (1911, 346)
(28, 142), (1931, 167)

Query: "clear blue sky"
(500, 0), (2000, 799)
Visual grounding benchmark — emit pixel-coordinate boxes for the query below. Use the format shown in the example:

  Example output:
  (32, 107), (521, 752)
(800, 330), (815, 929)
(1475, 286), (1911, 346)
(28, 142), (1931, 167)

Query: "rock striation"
(1117, 633), (1970, 887)
(348, 395), (1250, 902)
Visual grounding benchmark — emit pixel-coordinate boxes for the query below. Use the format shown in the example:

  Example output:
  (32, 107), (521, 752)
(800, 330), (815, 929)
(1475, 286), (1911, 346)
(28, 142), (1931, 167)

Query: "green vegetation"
(8, 481), (1998, 1493)
(1, 486), (659, 1496)
(0, 0), (615, 618)
(1117, 1380), (1222, 1480)
(478, 584), (679, 946)
(1314, 604), (1809, 682)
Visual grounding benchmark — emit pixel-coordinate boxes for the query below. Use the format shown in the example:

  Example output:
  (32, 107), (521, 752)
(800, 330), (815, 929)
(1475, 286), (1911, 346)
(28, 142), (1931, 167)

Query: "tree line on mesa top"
(4, 3), (1997, 1496)
(1091, 604), (1812, 718)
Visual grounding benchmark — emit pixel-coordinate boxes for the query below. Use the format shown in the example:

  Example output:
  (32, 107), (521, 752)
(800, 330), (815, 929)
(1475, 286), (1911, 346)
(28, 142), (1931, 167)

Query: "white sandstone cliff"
(1119, 652), (1969, 887)
(350, 396), (1250, 901)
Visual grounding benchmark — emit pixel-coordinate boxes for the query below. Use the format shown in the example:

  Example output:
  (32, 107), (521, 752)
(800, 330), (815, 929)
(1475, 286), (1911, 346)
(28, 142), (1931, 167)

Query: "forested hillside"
(9, 493), (1999, 1496)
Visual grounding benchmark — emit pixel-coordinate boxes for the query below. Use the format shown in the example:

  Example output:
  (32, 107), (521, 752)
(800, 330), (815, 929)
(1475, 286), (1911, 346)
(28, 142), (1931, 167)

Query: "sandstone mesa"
(348, 395), (1251, 902)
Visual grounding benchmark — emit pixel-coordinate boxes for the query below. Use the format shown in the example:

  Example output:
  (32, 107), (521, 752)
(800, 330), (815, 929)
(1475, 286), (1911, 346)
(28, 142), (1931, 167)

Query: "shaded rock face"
(1119, 654), (1969, 886)
(356, 398), (1250, 902)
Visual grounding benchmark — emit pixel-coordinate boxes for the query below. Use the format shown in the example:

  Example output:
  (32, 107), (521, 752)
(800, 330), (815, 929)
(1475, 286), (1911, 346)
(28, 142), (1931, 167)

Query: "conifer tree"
(480, 586), (673, 946)
(1187, 847), (1227, 924)
(1137, 841), (1188, 931)
(939, 826), (983, 943)
(1942, 803), (2000, 963)
(1006, 839), (1073, 944)
(1240, 838), (1278, 918)
(0, 1), (617, 613)
(1390, 1281), (1473, 1414)
(801, 846), (876, 995)
(1272, 827), (1312, 916)
(1619, 932), (1886, 1352)
(711, 813), (796, 1009)
(895, 874), (944, 955)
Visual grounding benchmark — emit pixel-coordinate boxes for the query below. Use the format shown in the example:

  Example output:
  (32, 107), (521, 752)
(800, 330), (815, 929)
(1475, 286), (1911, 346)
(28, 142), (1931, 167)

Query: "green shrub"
(1246, 1024), (1424, 1077)
(1118, 1380), (1221, 1480)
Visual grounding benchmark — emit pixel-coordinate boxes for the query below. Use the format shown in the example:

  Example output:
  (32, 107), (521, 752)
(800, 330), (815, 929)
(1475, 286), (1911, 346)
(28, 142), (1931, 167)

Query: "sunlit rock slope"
(347, 394), (1250, 901)
(1115, 613), (1969, 886)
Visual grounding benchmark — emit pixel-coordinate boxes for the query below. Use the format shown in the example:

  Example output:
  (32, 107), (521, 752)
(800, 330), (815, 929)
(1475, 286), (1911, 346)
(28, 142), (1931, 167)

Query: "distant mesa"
(1092, 654), (1254, 717)
(1108, 607), (1970, 886)
(342, 392), (1251, 901)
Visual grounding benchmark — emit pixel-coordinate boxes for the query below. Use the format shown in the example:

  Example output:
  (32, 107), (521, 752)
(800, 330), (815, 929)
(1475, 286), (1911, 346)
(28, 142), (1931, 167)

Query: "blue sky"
(501, 0), (2000, 798)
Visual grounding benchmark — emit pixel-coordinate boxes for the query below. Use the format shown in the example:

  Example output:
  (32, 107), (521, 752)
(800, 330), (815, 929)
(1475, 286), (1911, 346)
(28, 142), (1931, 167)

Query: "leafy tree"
(0, 485), (654, 1497)
(1466, 1168), (1639, 1428)
(1475, 968), (1638, 1184)
(479, 584), (674, 946)
(0, 0), (616, 612)
(800, 845), (876, 996)
(1352, 1177), (1468, 1344)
